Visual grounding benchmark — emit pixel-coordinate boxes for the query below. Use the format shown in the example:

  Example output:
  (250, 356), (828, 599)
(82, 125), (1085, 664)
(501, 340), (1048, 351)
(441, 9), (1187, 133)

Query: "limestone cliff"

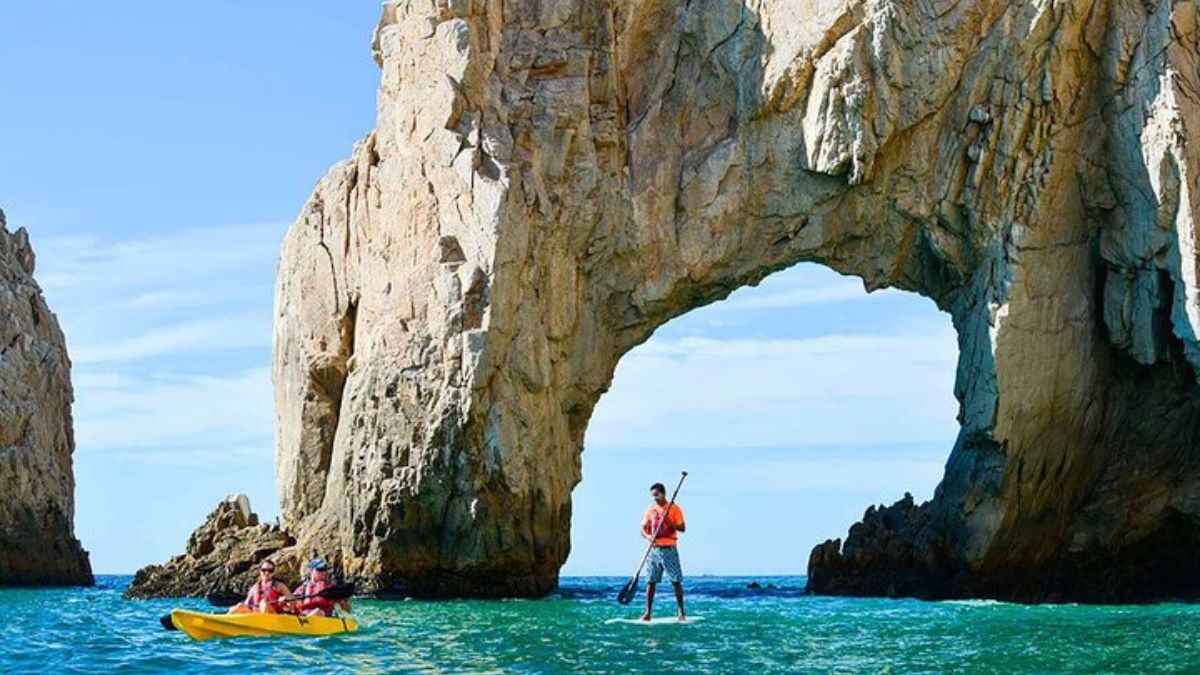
(135, 0), (1200, 601)
(0, 210), (92, 586)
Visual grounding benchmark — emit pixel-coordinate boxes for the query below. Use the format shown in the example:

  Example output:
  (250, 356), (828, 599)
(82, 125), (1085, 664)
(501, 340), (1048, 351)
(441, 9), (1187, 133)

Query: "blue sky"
(0, 2), (959, 576)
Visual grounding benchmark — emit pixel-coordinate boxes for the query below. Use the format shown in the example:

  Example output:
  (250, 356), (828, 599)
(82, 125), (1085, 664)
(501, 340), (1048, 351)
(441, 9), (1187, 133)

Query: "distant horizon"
(88, 571), (815, 580)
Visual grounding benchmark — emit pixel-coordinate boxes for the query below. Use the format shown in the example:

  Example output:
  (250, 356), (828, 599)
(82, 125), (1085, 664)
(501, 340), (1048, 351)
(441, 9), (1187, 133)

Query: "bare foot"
(677, 613), (687, 622)
(640, 612), (652, 622)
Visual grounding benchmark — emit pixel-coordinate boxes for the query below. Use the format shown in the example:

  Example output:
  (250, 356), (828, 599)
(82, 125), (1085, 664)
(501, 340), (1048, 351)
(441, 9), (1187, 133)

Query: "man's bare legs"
(640, 581), (686, 621)
(641, 582), (657, 621)
(672, 582), (686, 620)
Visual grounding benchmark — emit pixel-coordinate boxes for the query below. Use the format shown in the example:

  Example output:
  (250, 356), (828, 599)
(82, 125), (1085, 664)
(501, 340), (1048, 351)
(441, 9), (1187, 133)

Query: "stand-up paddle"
(617, 471), (687, 605)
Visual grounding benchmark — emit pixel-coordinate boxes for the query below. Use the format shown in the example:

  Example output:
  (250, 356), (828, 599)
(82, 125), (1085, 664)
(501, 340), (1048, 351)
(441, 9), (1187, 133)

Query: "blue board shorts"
(647, 546), (683, 584)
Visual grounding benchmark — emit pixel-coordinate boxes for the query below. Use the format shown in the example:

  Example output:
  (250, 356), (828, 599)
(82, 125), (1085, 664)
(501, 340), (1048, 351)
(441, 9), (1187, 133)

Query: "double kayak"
(168, 609), (358, 641)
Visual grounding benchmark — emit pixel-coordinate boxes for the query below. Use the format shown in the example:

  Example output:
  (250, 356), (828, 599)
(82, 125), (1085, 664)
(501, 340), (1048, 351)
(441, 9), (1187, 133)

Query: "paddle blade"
(159, 613), (177, 631)
(318, 583), (355, 601)
(617, 577), (638, 605)
(205, 590), (244, 608)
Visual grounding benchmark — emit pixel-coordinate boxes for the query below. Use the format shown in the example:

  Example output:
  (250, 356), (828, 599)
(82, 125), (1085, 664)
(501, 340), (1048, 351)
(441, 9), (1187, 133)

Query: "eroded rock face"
(0, 210), (92, 586)
(264, 0), (1200, 601)
(125, 495), (297, 598)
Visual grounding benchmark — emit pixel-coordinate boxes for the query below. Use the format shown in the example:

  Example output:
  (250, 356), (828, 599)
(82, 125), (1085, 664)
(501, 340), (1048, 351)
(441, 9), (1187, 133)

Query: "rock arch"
(271, 0), (1200, 600)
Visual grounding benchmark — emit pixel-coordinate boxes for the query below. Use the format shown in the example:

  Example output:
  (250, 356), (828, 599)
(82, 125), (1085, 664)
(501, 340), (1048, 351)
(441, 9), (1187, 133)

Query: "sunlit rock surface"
(139, 0), (1200, 601)
(0, 210), (92, 586)
(125, 495), (297, 598)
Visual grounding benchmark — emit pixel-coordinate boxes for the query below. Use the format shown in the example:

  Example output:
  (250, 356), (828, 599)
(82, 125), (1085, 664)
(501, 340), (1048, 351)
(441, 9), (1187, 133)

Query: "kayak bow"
(167, 609), (358, 641)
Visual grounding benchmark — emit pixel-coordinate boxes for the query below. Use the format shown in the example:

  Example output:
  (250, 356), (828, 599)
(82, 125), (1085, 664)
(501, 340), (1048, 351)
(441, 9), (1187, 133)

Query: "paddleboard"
(605, 616), (704, 626)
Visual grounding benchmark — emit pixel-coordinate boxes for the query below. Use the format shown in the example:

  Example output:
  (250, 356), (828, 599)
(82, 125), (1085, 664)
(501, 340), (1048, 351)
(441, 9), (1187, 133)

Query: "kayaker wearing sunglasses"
(294, 559), (352, 617)
(228, 561), (298, 614)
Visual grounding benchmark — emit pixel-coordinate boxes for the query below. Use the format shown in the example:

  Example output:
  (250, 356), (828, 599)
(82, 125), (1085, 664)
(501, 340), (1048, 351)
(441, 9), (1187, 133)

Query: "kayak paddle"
(617, 471), (687, 605)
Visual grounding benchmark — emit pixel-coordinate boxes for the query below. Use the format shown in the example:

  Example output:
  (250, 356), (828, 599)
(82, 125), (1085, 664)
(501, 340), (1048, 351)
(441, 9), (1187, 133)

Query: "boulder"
(125, 495), (298, 599)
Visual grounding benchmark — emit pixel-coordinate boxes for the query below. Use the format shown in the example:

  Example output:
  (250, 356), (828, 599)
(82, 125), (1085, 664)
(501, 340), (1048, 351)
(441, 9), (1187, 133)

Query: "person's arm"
(641, 508), (654, 541)
(672, 506), (686, 533)
(337, 598), (352, 613)
(277, 581), (298, 605)
(290, 584), (306, 607)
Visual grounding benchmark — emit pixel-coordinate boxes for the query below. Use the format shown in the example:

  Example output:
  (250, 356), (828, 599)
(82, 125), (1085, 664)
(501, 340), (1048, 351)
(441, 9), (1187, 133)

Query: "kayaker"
(229, 560), (297, 614)
(294, 558), (351, 617)
(640, 481), (687, 622)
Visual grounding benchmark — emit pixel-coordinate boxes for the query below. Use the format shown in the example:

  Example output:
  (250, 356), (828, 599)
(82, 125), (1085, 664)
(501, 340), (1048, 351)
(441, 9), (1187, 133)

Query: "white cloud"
(35, 222), (285, 300)
(35, 222), (284, 367)
(71, 314), (268, 363)
(109, 445), (272, 468)
(73, 367), (274, 459)
(30, 222), (285, 466)
(586, 328), (960, 450)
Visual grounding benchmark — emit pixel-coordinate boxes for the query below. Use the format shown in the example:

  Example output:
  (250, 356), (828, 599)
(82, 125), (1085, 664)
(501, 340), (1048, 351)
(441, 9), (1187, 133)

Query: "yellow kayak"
(169, 609), (358, 641)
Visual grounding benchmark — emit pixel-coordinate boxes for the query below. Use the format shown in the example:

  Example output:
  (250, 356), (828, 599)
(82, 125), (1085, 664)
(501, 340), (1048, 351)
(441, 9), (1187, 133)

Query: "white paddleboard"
(605, 616), (704, 626)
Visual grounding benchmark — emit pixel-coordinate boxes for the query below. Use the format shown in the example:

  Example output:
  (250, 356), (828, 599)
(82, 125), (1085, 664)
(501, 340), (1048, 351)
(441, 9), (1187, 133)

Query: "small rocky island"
(132, 0), (1200, 603)
(0, 210), (92, 586)
(125, 495), (296, 598)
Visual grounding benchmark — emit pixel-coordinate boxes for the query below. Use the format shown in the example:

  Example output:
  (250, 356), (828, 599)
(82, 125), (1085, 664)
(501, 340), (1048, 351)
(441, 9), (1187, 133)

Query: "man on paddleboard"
(641, 482), (687, 621)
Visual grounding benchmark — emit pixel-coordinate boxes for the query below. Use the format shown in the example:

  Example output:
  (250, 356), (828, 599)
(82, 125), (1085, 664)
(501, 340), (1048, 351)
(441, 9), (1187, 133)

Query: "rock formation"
(125, 495), (297, 598)
(0, 210), (92, 586)
(133, 0), (1200, 601)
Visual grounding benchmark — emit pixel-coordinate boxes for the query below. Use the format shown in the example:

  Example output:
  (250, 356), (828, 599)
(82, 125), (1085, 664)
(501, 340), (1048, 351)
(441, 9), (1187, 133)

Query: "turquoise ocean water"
(6, 575), (1200, 673)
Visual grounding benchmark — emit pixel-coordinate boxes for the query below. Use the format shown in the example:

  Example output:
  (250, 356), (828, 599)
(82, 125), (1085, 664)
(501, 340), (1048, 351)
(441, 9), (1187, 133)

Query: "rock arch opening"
(565, 263), (958, 577)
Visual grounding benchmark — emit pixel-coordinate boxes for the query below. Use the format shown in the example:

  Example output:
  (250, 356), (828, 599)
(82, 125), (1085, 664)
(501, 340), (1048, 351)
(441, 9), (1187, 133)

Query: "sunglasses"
(259, 567), (275, 573)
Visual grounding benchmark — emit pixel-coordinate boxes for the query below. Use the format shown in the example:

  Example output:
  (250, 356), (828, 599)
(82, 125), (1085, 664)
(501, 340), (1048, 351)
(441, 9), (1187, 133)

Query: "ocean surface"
(6, 575), (1200, 673)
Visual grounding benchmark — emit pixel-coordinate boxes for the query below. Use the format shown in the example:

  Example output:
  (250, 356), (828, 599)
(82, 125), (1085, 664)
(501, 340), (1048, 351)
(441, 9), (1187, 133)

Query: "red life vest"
(296, 578), (336, 616)
(247, 580), (287, 612)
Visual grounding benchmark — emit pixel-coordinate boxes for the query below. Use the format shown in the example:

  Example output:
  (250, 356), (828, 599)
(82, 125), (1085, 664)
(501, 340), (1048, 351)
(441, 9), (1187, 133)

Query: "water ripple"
(5, 576), (1200, 673)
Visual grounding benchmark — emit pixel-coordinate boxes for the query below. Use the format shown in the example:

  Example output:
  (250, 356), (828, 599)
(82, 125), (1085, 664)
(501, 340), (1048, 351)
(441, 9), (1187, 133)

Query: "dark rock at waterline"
(807, 493), (959, 600)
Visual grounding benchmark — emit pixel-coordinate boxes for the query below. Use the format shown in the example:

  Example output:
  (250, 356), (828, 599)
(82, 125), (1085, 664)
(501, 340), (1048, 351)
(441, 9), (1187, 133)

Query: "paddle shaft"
(629, 472), (687, 582)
